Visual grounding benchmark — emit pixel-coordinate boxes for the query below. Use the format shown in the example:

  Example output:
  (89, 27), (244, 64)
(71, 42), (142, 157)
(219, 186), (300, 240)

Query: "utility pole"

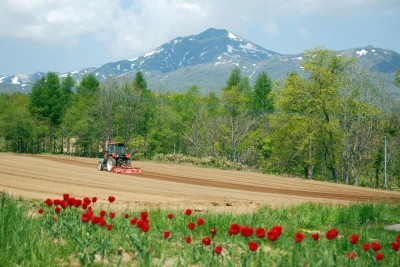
(384, 135), (387, 189)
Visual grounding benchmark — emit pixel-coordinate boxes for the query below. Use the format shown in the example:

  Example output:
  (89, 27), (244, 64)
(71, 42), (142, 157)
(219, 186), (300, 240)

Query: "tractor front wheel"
(98, 161), (104, 171)
(106, 157), (116, 172)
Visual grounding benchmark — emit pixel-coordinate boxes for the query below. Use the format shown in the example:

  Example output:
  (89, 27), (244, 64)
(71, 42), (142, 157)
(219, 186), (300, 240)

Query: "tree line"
(1, 48), (400, 189)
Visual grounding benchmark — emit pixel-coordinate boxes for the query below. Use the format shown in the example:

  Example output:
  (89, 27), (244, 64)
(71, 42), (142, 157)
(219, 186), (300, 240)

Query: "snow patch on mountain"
(0, 76), (8, 83)
(228, 32), (238, 39)
(356, 49), (368, 56)
(240, 43), (255, 52)
(12, 76), (20, 84)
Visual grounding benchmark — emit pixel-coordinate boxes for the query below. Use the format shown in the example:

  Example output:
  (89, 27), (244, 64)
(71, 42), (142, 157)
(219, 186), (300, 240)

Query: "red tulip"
(168, 213), (173, 219)
(214, 246), (223, 254)
(185, 209), (192, 215)
(362, 243), (370, 251)
(255, 227), (266, 238)
(140, 211), (149, 220)
(294, 232), (305, 243)
(240, 226), (254, 237)
(92, 216), (101, 225)
(347, 252), (357, 260)
(326, 228), (339, 240)
(99, 218), (106, 227)
(109, 212), (116, 219)
(392, 242), (400, 251)
(83, 197), (91, 205)
(272, 225), (283, 236)
(311, 233), (319, 241)
(54, 207), (61, 214)
(372, 241), (381, 251)
(202, 237), (211, 246)
(210, 227), (217, 237)
(91, 197), (97, 203)
(38, 208), (44, 214)
(53, 216), (57, 222)
(67, 198), (76, 207)
(124, 213), (129, 219)
(163, 231), (171, 239)
(197, 218), (205, 225)
(130, 217), (138, 225)
(229, 224), (241, 235)
(248, 241), (258, 251)
(375, 253), (383, 261)
(74, 199), (82, 208)
(141, 224), (150, 233)
(108, 196), (115, 203)
(185, 237), (192, 244)
(63, 193), (69, 200)
(59, 201), (67, 210)
(45, 198), (53, 207)
(106, 224), (112, 231)
(267, 229), (279, 241)
(349, 234), (359, 244)
(188, 222), (196, 230)
(396, 234), (400, 243)
(81, 213), (90, 223)
(100, 210), (107, 217)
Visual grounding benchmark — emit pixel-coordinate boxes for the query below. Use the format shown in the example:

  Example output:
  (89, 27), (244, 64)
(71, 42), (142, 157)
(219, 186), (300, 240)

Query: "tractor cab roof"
(108, 142), (126, 146)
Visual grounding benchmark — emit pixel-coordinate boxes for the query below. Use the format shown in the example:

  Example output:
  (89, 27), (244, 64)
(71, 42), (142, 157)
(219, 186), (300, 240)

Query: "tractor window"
(116, 144), (126, 154)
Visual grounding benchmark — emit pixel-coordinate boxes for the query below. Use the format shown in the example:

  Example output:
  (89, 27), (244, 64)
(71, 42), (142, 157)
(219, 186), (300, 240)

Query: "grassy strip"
(1, 192), (400, 266)
(0, 192), (68, 266)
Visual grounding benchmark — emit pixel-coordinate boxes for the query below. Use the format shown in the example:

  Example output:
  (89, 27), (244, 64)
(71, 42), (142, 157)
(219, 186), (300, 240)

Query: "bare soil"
(1, 153), (400, 213)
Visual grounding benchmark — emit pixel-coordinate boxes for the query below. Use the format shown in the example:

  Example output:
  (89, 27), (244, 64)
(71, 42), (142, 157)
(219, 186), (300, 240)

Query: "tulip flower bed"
(1, 192), (400, 266)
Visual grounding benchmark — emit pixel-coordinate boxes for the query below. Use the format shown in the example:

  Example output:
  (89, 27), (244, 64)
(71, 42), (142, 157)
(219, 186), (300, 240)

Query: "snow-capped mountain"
(1, 28), (399, 95)
(93, 28), (279, 79)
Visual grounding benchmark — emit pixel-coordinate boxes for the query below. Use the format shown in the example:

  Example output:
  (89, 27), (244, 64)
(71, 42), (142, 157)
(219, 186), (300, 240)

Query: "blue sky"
(0, 0), (399, 75)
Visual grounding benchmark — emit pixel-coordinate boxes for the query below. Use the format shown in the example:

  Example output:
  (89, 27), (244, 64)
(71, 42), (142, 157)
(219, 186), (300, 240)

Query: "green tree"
(252, 71), (273, 114)
(170, 86), (205, 157)
(0, 94), (35, 153)
(29, 72), (64, 152)
(63, 74), (101, 156)
(394, 69), (400, 87)
(219, 68), (258, 162)
(30, 72), (63, 126)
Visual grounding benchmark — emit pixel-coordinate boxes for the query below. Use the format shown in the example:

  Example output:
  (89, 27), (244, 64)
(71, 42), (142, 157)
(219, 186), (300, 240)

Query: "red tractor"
(98, 142), (142, 174)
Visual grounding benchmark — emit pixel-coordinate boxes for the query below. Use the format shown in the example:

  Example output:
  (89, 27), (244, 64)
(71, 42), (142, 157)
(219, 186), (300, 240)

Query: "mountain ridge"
(1, 28), (399, 95)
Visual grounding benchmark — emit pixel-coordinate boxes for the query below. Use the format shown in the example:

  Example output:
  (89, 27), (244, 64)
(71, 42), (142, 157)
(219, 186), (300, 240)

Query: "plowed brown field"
(1, 153), (400, 213)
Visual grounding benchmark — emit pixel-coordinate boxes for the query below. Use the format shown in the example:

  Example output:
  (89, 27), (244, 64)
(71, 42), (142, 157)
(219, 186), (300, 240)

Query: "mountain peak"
(197, 28), (229, 38)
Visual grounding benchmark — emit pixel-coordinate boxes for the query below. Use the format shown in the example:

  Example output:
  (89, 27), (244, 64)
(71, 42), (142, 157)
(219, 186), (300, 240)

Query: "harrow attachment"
(111, 165), (142, 175)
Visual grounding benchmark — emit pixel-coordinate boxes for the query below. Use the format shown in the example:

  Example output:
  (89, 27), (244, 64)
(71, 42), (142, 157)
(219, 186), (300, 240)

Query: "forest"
(1, 48), (400, 189)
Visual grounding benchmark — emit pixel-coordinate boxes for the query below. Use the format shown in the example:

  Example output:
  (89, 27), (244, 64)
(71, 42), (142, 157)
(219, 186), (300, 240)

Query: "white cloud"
(0, 0), (398, 59)
(263, 20), (279, 35)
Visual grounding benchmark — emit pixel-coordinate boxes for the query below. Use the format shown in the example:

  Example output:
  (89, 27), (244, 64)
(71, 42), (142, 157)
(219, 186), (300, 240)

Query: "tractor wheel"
(106, 157), (116, 172)
(98, 161), (104, 171)
(125, 159), (132, 166)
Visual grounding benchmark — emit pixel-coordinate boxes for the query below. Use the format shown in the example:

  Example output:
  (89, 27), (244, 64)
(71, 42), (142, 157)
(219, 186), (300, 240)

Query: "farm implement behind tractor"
(98, 142), (142, 175)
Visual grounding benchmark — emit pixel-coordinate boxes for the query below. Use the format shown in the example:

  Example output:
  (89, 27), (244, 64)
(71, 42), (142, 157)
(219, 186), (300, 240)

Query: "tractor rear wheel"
(106, 157), (116, 172)
(125, 159), (132, 166)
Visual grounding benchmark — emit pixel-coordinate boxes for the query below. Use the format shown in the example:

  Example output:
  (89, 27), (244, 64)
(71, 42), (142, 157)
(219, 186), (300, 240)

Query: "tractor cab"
(104, 142), (130, 160)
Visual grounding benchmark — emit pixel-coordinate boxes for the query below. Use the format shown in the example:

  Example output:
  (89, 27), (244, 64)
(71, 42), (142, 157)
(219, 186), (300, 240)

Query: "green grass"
(1, 192), (400, 266)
